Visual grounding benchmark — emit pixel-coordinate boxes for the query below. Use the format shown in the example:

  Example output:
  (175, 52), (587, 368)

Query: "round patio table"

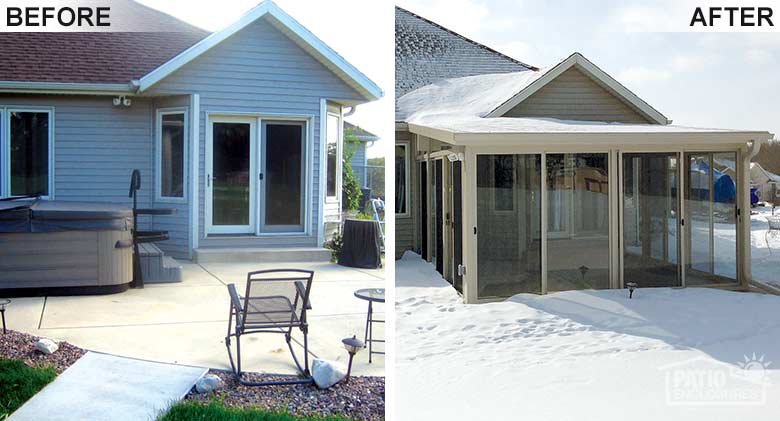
(354, 288), (385, 363)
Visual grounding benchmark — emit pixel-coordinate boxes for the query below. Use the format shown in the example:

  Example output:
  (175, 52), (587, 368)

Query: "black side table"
(354, 288), (384, 363)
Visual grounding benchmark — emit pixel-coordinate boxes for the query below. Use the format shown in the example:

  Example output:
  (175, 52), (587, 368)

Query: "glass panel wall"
(684, 152), (738, 284)
(622, 153), (681, 287)
(477, 154), (541, 298)
(546, 153), (610, 291)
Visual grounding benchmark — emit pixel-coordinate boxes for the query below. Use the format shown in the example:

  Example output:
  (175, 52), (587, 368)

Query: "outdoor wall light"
(626, 282), (638, 299)
(0, 299), (10, 334)
(342, 335), (365, 381)
(447, 152), (465, 162)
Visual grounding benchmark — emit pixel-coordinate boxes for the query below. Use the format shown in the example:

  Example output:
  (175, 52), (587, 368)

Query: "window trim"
(1, 106), (55, 199)
(324, 111), (342, 203)
(395, 142), (411, 218)
(155, 107), (188, 203)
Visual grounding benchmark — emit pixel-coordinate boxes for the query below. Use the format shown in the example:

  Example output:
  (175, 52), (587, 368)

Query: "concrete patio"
(5, 261), (385, 377)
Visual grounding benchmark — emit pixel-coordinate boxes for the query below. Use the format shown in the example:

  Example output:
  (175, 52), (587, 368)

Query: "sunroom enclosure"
(409, 133), (760, 304)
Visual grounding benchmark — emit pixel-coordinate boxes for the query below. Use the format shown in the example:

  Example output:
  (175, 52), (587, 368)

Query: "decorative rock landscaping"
(1, 330), (385, 420)
(0, 330), (84, 373)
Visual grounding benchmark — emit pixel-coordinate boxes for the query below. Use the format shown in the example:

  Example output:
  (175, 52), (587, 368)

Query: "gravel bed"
(1, 330), (384, 420)
(185, 370), (385, 421)
(0, 330), (85, 373)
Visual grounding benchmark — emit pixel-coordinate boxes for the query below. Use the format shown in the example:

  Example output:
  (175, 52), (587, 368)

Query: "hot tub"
(0, 200), (134, 295)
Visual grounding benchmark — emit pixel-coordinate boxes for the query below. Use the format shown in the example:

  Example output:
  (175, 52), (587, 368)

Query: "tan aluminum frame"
(406, 121), (769, 303)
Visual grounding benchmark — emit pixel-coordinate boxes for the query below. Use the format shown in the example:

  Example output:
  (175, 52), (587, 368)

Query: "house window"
(326, 113), (340, 200)
(6, 110), (51, 197)
(395, 143), (409, 216)
(157, 109), (186, 200)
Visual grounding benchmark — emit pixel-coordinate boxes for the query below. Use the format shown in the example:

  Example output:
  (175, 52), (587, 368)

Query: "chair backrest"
(242, 269), (314, 326)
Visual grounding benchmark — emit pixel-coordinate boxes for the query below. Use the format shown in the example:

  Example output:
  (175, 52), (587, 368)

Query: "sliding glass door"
(260, 121), (305, 233)
(546, 153), (610, 291)
(684, 152), (738, 284)
(210, 118), (256, 234)
(476, 154), (542, 298)
(622, 153), (681, 288)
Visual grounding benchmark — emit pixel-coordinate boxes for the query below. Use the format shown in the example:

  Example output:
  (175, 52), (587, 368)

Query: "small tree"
(342, 127), (362, 212)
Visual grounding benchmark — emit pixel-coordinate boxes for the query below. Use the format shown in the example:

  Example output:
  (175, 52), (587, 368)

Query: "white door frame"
(205, 115), (258, 235)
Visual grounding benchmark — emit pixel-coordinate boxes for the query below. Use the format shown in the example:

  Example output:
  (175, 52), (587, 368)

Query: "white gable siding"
(502, 67), (652, 124)
(147, 17), (364, 248)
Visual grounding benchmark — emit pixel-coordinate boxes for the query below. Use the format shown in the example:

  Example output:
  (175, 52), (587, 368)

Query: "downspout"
(344, 105), (357, 117)
(743, 138), (766, 290)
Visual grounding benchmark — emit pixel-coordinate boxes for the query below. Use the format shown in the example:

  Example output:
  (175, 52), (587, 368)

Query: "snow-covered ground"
(751, 205), (780, 286)
(396, 252), (780, 420)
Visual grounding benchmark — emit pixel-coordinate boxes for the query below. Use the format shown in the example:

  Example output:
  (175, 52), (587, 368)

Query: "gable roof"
(0, 0), (382, 102)
(395, 6), (536, 99)
(398, 52), (670, 126)
(139, 1), (382, 101)
(345, 122), (379, 143)
(0, 0), (208, 86)
(488, 53), (670, 124)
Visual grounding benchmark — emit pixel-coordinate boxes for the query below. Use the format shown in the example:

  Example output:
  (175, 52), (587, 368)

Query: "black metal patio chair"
(225, 269), (315, 386)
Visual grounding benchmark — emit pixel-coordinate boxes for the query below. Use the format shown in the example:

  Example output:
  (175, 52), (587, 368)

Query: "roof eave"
(0, 80), (134, 95)
(407, 123), (773, 147)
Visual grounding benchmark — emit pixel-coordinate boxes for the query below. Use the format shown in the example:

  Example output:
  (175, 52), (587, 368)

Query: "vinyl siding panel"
(395, 130), (416, 259)
(0, 95), (191, 259)
(148, 17), (363, 248)
(503, 67), (652, 123)
(352, 141), (368, 187)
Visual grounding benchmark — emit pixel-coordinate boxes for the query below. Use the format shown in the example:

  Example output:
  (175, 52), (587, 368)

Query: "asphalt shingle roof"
(0, 1), (209, 84)
(395, 6), (536, 101)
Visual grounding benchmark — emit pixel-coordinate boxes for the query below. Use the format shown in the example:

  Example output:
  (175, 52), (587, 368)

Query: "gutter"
(0, 80), (134, 96)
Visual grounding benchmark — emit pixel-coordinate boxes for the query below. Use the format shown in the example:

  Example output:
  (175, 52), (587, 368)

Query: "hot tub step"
(139, 244), (182, 284)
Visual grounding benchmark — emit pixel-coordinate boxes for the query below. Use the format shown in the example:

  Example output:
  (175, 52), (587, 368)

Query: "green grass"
(0, 358), (57, 419)
(159, 401), (352, 421)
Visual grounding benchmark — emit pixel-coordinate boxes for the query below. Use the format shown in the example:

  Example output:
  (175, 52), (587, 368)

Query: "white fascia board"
(0, 80), (133, 95)
(407, 123), (456, 144)
(487, 53), (671, 125)
(451, 130), (774, 147)
(137, 1), (383, 102)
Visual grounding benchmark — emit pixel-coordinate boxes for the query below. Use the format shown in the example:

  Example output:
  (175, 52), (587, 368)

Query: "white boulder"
(34, 338), (59, 355)
(195, 374), (224, 394)
(311, 358), (347, 389)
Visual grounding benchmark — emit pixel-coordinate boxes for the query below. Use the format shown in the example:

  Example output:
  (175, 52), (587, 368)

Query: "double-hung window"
(395, 143), (410, 216)
(156, 109), (187, 201)
(1, 108), (53, 198)
(325, 112), (341, 202)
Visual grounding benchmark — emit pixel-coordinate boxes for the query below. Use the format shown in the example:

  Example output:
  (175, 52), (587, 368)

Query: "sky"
(136, 0), (394, 157)
(396, 0), (780, 139)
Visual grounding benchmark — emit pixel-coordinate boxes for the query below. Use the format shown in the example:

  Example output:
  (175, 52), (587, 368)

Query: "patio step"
(139, 244), (182, 283)
(193, 247), (332, 263)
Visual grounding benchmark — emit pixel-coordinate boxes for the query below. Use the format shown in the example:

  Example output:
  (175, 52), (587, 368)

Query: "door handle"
(259, 173), (264, 181)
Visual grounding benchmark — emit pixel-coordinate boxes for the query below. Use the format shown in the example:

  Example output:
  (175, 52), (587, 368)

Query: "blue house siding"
(0, 94), (191, 259)
(147, 17), (364, 247)
(351, 141), (368, 187)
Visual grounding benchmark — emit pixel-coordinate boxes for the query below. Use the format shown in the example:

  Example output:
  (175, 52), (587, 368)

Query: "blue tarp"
(690, 159), (736, 203)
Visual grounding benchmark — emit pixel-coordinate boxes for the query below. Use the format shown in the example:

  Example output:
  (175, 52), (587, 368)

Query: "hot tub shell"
(0, 201), (133, 294)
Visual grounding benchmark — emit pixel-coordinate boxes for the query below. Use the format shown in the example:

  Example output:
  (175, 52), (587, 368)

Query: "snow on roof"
(397, 70), (547, 122)
(398, 64), (764, 137)
(751, 163), (780, 182)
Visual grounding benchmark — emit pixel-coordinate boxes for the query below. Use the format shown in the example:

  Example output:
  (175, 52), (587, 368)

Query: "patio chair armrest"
(295, 281), (312, 310)
(227, 284), (243, 315)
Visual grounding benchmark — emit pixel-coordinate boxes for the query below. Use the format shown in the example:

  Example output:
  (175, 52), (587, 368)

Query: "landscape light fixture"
(0, 299), (10, 334)
(342, 335), (365, 382)
(626, 282), (638, 299)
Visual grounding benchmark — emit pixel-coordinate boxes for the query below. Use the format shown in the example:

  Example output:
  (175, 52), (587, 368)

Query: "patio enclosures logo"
(661, 354), (773, 406)
(0, 0), (180, 32)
